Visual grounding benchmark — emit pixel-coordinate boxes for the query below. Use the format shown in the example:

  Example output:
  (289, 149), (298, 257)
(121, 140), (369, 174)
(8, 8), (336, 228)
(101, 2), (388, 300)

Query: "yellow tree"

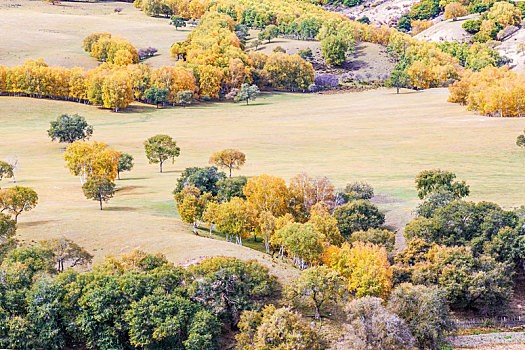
(289, 173), (335, 220)
(244, 174), (290, 217)
(213, 197), (259, 244)
(307, 202), (343, 246)
(326, 241), (392, 298)
(63, 141), (120, 184)
(101, 70), (134, 112)
(209, 149), (246, 177)
(444, 2), (467, 21)
(174, 185), (215, 234)
(0, 186), (38, 222)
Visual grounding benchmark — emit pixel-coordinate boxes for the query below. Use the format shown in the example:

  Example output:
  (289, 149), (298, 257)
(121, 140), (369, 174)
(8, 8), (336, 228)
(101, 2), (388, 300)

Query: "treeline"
(0, 59), (196, 112)
(449, 66), (525, 117)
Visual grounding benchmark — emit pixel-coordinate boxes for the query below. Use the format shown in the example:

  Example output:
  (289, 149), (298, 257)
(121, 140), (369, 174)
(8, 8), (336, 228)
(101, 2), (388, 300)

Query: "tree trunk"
(99, 199), (103, 210)
(396, 87), (400, 94)
(117, 171), (120, 180)
(229, 167), (232, 177)
(159, 161), (163, 173)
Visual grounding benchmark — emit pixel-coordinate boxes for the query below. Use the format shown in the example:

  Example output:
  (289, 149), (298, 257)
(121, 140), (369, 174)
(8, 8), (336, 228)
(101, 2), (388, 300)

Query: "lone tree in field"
(144, 135), (180, 173)
(517, 129), (525, 154)
(48, 114), (93, 144)
(209, 149), (246, 177)
(234, 84), (260, 105)
(82, 176), (116, 210)
(0, 186), (38, 222)
(177, 90), (193, 107)
(170, 15), (186, 30)
(144, 87), (169, 108)
(0, 161), (14, 188)
(389, 65), (410, 94)
(444, 2), (467, 20)
(117, 153), (134, 180)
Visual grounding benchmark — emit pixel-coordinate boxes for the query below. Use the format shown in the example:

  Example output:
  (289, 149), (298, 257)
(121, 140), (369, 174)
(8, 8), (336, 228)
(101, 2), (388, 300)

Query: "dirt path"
(448, 332), (525, 348)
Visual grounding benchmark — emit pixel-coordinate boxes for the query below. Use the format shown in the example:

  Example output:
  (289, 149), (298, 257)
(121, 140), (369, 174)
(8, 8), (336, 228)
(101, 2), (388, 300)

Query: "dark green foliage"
(217, 176), (247, 202)
(234, 83), (260, 104)
(174, 167), (227, 196)
(170, 15), (187, 30)
(117, 153), (134, 180)
(388, 62), (410, 93)
(415, 169), (469, 200)
(333, 200), (385, 237)
(462, 19), (482, 34)
(177, 90), (194, 107)
(234, 24), (250, 43)
(388, 283), (456, 350)
(187, 257), (277, 325)
(82, 176), (116, 210)
(397, 16), (412, 32)
(406, 199), (520, 252)
(468, 1), (489, 14)
(47, 114), (93, 144)
(125, 291), (219, 349)
(393, 241), (514, 314)
(357, 16), (370, 24)
(0, 161), (14, 184)
(409, 0), (440, 20)
(144, 86), (169, 108)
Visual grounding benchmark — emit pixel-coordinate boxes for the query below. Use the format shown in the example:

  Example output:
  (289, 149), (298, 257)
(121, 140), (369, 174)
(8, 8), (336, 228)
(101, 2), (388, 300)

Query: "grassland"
(1, 88), (525, 276)
(0, 0), (190, 69)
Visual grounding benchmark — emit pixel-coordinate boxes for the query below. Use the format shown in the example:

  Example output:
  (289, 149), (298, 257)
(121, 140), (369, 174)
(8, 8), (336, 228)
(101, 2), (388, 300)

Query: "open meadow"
(0, 0), (190, 68)
(2, 88), (525, 275)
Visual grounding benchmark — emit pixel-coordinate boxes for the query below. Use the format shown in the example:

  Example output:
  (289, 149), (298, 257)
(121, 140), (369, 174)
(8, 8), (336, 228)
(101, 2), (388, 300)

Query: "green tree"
(333, 200), (385, 238)
(284, 266), (346, 320)
(144, 134), (180, 173)
(0, 161), (14, 187)
(174, 167), (226, 196)
(321, 35), (348, 66)
(188, 257), (276, 325)
(388, 283), (455, 350)
(124, 291), (219, 349)
(339, 181), (374, 203)
(397, 16), (412, 32)
(117, 153), (134, 180)
(170, 15), (186, 30)
(415, 169), (470, 199)
(0, 186), (38, 222)
(389, 64), (410, 94)
(517, 129), (525, 155)
(235, 83), (260, 105)
(274, 223), (325, 269)
(82, 176), (116, 210)
(47, 114), (94, 144)
(144, 86), (169, 108)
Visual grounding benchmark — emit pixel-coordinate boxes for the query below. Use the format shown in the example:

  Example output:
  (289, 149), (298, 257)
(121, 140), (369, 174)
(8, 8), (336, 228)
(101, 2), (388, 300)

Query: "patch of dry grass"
(0, 0), (190, 69)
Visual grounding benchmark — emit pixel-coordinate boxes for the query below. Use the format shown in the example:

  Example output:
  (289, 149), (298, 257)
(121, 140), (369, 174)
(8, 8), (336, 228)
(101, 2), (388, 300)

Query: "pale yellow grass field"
(0, 0), (190, 69)
(1, 88), (525, 279)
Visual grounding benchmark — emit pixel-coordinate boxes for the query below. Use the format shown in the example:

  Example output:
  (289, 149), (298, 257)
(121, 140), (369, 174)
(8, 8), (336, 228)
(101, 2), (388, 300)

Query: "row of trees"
(0, 59), (197, 111)
(448, 66), (525, 117)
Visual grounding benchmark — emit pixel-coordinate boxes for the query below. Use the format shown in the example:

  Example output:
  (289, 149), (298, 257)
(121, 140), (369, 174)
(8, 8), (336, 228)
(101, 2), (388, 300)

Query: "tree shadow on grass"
(103, 206), (137, 212)
(119, 104), (157, 114)
(18, 220), (57, 228)
(117, 177), (149, 181)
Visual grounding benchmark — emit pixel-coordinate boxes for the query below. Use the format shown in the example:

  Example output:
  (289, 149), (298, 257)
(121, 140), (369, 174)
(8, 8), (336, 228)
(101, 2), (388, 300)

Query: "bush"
(314, 74), (339, 88)
(463, 19), (482, 34)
